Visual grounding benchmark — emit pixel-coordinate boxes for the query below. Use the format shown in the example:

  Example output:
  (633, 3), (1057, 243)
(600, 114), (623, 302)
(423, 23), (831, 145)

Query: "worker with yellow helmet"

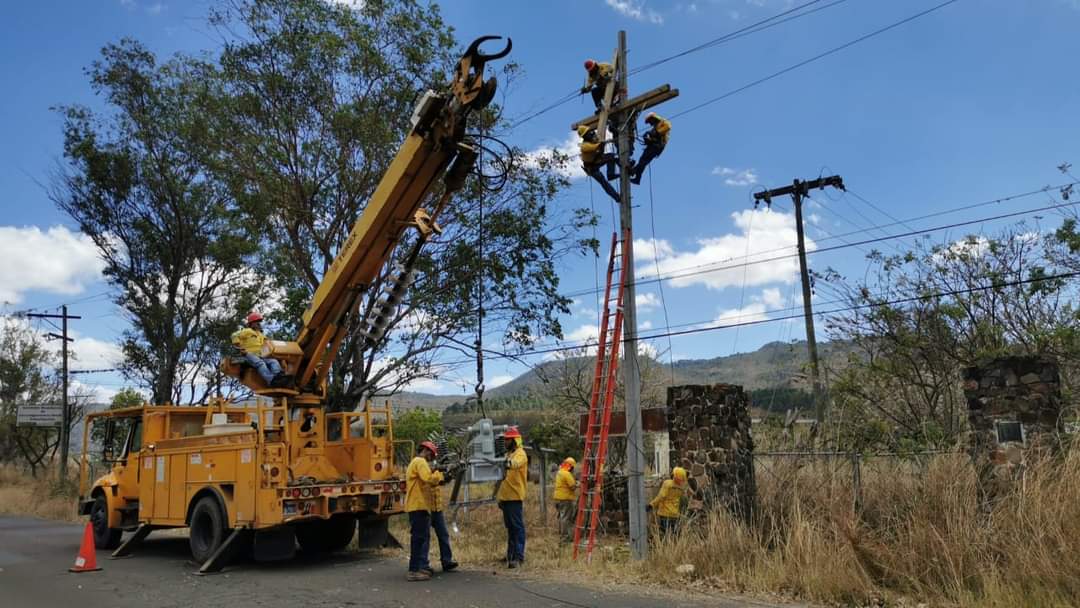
(577, 125), (620, 202)
(496, 427), (528, 568)
(629, 112), (671, 185)
(553, 456), (577, 542)
(647, 466), (688, 538)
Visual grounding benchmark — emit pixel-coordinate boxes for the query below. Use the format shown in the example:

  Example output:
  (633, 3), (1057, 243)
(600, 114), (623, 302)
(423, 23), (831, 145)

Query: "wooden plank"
(578, 407), (668, 437)
(571, 85), (679, 131)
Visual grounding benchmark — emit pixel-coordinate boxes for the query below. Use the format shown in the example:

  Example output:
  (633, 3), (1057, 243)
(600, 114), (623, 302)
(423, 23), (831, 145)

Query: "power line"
(560, 186), (1080, 300)
(440, 268), (1080, 365)
(670, 0), (963, 119)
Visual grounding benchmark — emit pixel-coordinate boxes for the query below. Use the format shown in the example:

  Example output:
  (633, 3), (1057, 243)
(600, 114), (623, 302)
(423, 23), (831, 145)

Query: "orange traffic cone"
(69, 522), (102, 573)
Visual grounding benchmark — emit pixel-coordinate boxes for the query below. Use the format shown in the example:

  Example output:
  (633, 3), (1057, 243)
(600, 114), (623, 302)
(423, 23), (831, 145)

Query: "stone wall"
(666, 384), (755, 520)
(963, 355), (1061, 504)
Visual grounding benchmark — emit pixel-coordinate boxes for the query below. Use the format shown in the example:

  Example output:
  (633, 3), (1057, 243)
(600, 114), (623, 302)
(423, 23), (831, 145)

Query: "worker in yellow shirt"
(647, 466), (687, 539)
(424, 455), (458, 573)
(405, 441), (443, 581)
(581, 59), (615, 111)
(230, 312), (288, 387)
(577, 126), (620, 203)
(629, 113), (671, 185)
(496, 426), (528, 568)
(553, 457), (577, 542)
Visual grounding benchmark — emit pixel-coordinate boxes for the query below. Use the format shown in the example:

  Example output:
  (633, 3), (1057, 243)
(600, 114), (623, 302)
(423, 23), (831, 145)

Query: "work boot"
(630, 173), (642, 185)
(420, 566), (435, 576)
(407, 570), (431, 581)
(507, 560), (520, 569)
(442, 560), (459, 572)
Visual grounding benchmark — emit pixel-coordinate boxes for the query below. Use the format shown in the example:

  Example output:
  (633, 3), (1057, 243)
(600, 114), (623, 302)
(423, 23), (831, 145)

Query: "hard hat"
(419, 441), (438, 457)
(584, 59), (596, 71)
(503, 426), (521, 439)
(246, 311), (264, 325)
(645, 112), (659, 124)
(577, 125), (590, 137)
(564, 457), (576, 467)
(673, 466), (688, 484)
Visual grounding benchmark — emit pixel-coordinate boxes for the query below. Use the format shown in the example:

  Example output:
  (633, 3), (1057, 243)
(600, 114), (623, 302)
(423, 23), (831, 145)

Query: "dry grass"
(404, 450), (1080, 607)
(0, 464), (81, 523)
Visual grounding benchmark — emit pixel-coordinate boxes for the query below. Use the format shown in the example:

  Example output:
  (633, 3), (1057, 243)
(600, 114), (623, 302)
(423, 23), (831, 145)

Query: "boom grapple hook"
(453, 35), (513, 111)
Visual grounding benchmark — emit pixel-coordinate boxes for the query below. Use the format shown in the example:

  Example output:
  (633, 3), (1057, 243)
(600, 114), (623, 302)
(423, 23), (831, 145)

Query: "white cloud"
(0, 226), (105, 304)
(711, 166), (759, 187)
(605, 0), (664, 24)
(486, 374), (515, 388)
(638, 341), (660, 359)
(635, 238), (675, 262)
(523, 133), (585, 181)
(704, 287), (785, 328)
(69, 332), (123, 370)
(636, 292), (661, 310)
(564, 323), (600, 343)
(635, 208), (808, 291)
(639, 320), (654, 331)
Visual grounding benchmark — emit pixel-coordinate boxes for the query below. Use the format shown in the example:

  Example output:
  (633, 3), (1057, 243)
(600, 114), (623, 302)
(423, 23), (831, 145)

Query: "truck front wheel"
(90, 493), (122, 550)
(189, 496), (227, 563)
(295, 515), (356, 554)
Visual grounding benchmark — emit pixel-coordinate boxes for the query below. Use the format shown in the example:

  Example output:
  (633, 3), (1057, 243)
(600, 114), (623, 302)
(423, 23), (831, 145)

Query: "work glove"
(580, 86), (589, 94)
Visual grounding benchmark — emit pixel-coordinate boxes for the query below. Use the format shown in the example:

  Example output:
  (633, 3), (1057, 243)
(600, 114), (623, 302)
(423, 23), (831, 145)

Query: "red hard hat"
(584, 59), (596, 71)
(246, 311), (264, 325)
(503, 427), (521, 439)
(419, 441), (438, 457)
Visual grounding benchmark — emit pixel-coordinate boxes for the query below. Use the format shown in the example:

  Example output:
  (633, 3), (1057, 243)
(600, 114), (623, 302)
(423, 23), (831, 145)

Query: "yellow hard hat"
(577, 125), (590, 137)
(672, 467), (688, 484)
(564, 457), (576, 467)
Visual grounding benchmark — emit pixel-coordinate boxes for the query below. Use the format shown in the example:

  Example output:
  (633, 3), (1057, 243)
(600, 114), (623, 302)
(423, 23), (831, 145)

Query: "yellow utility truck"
(77, 36), (512, 572)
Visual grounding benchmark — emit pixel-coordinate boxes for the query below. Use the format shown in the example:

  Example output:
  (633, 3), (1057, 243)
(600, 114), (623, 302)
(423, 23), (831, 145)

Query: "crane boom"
(223, 36), (512, 398)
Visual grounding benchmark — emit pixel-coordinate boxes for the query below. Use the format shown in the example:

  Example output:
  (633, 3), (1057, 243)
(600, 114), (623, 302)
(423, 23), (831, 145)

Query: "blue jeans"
(243, 353), (281, 384)
(408, 511), (431, 572)
(499, 501), (525, 563)
(430, 511), (453, 566)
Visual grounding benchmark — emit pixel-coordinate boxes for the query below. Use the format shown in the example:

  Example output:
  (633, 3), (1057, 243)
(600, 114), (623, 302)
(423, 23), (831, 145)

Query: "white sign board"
(16, 404), (63, 427)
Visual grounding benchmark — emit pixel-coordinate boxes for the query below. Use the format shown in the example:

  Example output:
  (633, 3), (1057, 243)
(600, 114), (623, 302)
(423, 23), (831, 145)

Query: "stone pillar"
(963, 355), (1061, 505)
(666, 384), (756, 520)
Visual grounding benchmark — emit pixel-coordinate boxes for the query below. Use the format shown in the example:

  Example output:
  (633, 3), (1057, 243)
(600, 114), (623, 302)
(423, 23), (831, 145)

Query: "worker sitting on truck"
(425, 444), (459, 574)
(554, 457), (577, 542)
(629, 112), (671, 185)
(581, 59), (615, 111)
(578, 126), (621, 203)
(231, 312), (288, 387)
(406, 441), (444, 581)
(647, 466), (688, 539)
(497, 426), (528, 568)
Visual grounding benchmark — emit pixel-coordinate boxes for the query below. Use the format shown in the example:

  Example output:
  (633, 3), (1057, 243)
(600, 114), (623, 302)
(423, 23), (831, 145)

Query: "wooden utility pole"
(27, 305), (81, 480)
(571, 31), (678, 561)
(753, 176), (844, 426)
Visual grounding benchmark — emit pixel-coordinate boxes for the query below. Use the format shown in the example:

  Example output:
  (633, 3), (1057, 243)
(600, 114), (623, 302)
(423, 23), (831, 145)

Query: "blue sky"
(2, 0), (1078, 401)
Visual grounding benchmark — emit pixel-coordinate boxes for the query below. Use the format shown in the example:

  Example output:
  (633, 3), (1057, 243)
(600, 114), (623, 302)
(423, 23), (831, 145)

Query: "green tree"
(204, 0), (594, 409)
(393, 408), (442, 449)
(0, 318), (61, 477)
(52, 41), (267, 405)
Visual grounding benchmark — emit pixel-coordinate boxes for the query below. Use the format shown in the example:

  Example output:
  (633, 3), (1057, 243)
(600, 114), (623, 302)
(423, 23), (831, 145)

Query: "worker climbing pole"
(571, 32), (679, 561)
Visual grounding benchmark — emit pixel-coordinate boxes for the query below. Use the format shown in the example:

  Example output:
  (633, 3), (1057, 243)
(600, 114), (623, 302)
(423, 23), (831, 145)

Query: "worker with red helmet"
(581, 59), (615, 111)
(424, 444), (458, 574)
(230, 312), (288, 387)
(629, 112), (671, 185)
(496, 426), (528, 568)
(406, 440), (444, 581)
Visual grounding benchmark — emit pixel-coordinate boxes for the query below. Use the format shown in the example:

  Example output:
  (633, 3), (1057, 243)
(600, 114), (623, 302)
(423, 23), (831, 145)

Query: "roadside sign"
(16, 404), (63, 427)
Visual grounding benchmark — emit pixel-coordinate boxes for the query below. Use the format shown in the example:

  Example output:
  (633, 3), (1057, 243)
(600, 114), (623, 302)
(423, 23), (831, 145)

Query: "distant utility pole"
(26, 305), (81, 481)
(571, 31), (679, 561)
(753, 176), (844, 427)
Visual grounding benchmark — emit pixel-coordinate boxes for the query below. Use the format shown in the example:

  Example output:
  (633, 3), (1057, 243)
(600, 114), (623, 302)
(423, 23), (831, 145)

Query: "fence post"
(850, 451), (862, 512)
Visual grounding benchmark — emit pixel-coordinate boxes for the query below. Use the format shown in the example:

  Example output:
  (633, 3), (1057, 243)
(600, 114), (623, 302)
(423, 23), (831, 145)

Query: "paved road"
(0, 517), (768, 608)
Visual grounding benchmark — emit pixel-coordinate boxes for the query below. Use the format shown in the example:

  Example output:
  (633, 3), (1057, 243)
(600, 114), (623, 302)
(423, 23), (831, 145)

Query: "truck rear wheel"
(189, 496), (227, 563)
(90, 493), (122, 550)
(295, 515), (356, 554)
